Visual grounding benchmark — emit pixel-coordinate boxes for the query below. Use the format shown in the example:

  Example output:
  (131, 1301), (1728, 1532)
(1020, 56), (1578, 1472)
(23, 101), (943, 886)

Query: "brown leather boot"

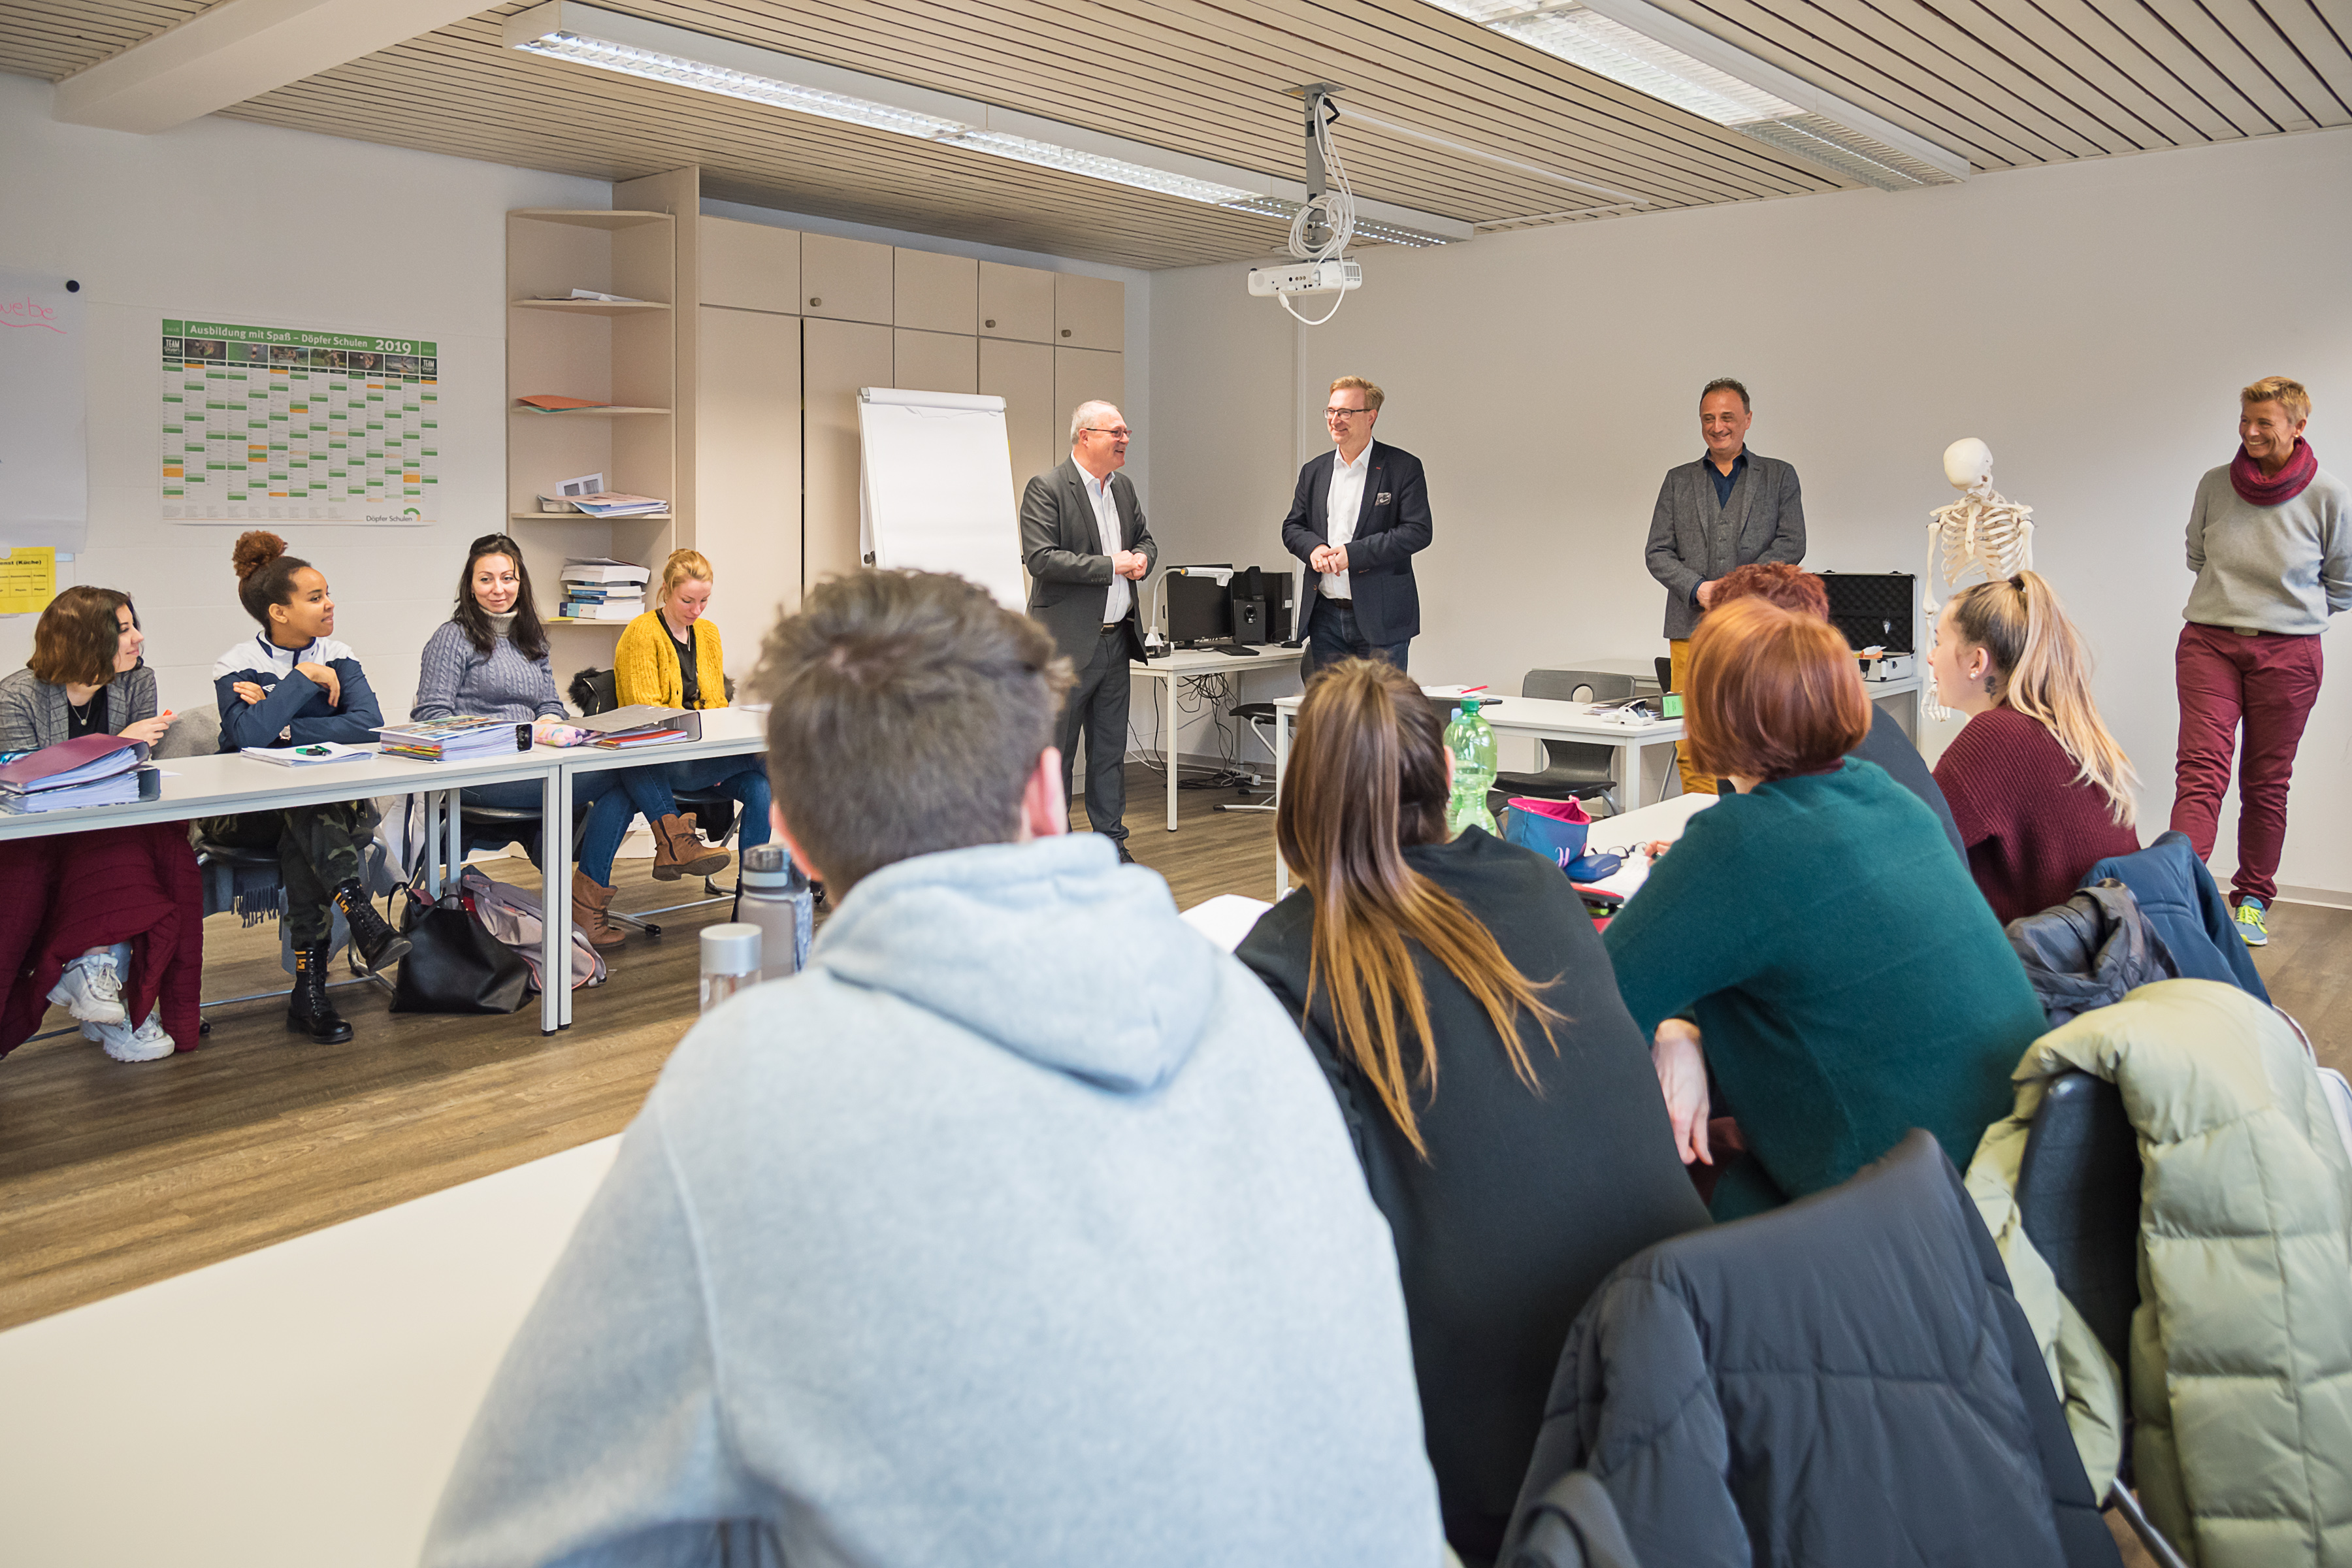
(570, 867), (628, 948)
(651, 812), (730, 881)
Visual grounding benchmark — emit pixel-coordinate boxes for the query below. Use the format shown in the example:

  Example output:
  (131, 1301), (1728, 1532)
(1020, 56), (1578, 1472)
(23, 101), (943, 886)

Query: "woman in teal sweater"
(1605, 598), (2045, 1218)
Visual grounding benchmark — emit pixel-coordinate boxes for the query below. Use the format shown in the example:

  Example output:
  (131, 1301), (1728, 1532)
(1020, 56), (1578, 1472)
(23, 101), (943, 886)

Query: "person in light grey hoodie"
(423, 569), (1443, 1568)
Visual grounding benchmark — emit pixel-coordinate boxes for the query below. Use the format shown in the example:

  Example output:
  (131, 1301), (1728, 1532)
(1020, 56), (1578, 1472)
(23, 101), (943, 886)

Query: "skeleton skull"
(1943, 437), (1994, 493)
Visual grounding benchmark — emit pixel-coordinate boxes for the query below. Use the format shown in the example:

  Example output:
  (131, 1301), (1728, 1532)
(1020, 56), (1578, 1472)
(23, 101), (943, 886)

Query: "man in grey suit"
(1644, 377), (1806, 794)
(1022, 400), (1157, 860)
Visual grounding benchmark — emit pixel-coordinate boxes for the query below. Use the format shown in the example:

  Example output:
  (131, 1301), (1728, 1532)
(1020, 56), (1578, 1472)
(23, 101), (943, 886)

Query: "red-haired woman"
(1237, 657), (1707, 1562)
(0, 587), (201, 1064)
(1603, 598), (2044, 1219)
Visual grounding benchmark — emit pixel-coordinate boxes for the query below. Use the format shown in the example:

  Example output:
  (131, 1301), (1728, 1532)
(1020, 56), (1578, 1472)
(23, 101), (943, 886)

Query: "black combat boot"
(333, 879), (414, 972)
(286, 942), (353, 1043)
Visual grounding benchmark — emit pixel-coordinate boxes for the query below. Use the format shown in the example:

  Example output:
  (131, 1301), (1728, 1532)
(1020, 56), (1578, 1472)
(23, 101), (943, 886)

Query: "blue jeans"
(1303, 599), (1410, 679)
(617, 755), (772, 852)
(463, 773), (633, 887)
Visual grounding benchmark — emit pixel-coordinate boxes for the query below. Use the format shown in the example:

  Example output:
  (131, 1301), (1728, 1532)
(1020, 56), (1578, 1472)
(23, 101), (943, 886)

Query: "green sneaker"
(2234, 896), (2269, 947)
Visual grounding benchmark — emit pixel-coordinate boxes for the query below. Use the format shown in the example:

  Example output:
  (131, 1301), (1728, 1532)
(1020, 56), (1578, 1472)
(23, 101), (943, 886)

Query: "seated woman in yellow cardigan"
(609, 549), (773, 881)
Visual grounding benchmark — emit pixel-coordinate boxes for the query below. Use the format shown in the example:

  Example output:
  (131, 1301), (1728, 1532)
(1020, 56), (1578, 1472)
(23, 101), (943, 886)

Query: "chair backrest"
(154, 703), (221, 759)
(2016, 1071), (2141, 1375)
(1524, 668), (1637, 706)
(568, 666), (619, 717)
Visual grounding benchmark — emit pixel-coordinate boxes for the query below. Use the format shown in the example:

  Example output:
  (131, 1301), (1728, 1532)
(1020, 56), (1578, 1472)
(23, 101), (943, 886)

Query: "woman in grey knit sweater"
(412, 535), (645, 947)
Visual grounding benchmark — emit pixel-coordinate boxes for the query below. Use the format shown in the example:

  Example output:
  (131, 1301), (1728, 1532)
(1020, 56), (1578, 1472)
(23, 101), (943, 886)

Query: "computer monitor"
(1165, 572), (1232, 646)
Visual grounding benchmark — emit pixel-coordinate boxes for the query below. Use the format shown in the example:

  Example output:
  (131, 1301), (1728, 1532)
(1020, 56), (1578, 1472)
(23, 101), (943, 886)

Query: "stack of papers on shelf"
(563, 491), (667, 518)
(240, 742), (372, 766)
(559, 558), (651, 623)
(0, 734), (152, 811)
(528, 289), (646, 303)
(515, 394), (611, 412)
(374, 716), (532, 763)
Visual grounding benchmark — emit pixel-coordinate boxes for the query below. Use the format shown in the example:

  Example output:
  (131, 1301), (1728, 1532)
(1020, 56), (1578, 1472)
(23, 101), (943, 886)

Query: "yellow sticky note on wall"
(0, 548), (57, 615)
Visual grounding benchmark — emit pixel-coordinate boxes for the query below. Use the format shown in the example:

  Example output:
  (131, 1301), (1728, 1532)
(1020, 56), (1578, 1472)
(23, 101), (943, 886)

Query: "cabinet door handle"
(809, 297), (822, 307)
(1061, 328), (1071, 337)
(984, 319), (996, 329)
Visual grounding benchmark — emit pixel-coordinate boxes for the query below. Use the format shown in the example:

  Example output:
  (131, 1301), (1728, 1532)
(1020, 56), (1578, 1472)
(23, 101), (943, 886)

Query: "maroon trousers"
(2170, 622), (2325, 906)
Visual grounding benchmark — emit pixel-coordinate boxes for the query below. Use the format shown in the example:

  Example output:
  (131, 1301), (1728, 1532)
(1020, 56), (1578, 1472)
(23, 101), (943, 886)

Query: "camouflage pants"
(199, 800), (378, 945)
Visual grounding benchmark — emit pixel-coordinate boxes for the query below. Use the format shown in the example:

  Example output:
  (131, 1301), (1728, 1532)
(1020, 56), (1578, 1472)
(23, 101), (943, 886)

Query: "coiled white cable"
(1281, 101), (1356, 327)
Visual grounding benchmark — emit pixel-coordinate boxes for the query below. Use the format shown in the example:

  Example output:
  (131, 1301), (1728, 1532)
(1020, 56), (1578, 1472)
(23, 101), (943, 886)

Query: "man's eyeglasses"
(1081, 426), (1134, 440)
(1325, 407), (1371, 421)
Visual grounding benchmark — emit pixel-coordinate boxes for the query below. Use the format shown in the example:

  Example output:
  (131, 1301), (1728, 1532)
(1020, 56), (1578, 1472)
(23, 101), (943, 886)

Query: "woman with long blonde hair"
(1235, 657), (1705, 1563)
(1929, 569), (2140, 924)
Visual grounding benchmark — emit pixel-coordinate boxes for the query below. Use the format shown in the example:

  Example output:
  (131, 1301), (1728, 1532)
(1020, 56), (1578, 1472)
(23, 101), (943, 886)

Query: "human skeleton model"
(1925, 438), (2034, 718)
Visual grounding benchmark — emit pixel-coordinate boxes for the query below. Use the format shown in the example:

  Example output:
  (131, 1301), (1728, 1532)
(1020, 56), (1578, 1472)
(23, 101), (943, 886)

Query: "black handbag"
(389, 886), (532, 1015)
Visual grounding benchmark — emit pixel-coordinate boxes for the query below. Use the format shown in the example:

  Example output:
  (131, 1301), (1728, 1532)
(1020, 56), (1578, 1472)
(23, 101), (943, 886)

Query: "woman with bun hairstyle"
(1929, 570), (2140, 925)
(412, 534), (647, 947)
(0, 587), (202, 1064)
(608, 548), (774, 880)
(1603, 597), (2043, 1220)
(204, 531), (412, 1043)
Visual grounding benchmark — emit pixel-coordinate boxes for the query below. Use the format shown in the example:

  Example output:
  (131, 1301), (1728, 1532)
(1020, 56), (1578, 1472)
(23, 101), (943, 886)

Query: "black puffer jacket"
(1501, 1130), (2121, 1568)
(2006, 879), (2177, 1026)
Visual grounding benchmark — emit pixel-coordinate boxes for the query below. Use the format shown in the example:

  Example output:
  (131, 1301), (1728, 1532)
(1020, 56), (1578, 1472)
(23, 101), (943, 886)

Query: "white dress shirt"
(1081, 466), (1130, 624)
(1320, 444), (1373, 600)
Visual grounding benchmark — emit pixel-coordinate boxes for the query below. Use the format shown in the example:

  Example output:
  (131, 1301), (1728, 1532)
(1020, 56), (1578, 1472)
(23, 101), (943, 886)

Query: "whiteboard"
(858, 388), (1024, 610)
(0, 269), (88, 550)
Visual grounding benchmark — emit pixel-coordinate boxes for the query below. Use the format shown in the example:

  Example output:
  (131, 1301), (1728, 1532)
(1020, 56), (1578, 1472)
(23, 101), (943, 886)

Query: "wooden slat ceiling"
(5, 0), (2345, 267)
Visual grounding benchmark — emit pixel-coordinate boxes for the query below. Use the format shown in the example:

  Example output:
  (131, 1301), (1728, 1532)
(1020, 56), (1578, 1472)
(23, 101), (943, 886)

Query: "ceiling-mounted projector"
(1247, 259), (1362, 298)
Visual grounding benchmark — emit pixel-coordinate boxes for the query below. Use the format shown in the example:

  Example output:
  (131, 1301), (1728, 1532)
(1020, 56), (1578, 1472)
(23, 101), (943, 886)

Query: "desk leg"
(1165, 671), (1179, 832)
(1273, 710), (1292, 901)
(423, 792), (442, 898)
(444, 789), (462, 892)
(540, 768), (565, 1034)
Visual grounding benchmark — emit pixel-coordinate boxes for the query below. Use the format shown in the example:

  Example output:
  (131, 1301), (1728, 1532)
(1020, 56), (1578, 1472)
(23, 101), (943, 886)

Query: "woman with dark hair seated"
(412, 534), (661, 948)
(0, 587), (201, 1064)
(1604, 598), (2045, 1219)
(1236, 657), (1708, 1565)
(206, 532), (412, 1044)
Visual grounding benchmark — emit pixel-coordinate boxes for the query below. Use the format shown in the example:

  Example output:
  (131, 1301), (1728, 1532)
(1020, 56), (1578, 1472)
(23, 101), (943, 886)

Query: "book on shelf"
(527, 289), (646, 304)
(516, 394), (612, 412)
(559, 600), (644, 623)
(373, 717), (531, 761)
(561, 557), (653, 584)
(564, 492), (668, 518)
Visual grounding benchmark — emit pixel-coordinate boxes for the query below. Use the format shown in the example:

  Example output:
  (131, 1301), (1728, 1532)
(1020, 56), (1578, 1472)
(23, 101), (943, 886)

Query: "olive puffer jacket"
(1968, 980), (2352, 1568)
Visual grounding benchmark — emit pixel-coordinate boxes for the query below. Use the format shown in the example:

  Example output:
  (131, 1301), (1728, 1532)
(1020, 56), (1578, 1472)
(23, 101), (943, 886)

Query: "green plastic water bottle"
(1444, 697), (1499, 838)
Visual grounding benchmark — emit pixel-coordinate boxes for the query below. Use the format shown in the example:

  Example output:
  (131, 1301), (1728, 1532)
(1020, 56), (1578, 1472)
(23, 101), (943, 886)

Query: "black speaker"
(1228, 567), (1267, 646)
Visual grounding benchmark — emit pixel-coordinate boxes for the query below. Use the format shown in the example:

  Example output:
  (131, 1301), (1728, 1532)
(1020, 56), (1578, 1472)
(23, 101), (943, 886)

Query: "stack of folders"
(578, 706), (700, 750)
(375, 715), (532, 763)
(0, 734), (155, 812)
(560, 558), (652, 623)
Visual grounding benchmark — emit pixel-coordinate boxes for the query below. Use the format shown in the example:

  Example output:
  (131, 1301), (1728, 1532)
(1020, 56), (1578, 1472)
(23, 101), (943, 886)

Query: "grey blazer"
(1644, 451), (1806, 638)
(0, 664), (157, 753)
(1021, 457), (1159, 666)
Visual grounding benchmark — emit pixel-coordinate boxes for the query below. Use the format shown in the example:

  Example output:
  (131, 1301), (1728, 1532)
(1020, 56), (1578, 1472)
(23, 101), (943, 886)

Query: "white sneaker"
(92, 1005), (174, 1064)
(48, 953), (127, 1024)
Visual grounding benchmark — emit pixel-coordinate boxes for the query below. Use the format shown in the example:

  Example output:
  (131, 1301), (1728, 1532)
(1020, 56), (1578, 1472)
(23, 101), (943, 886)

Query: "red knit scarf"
(2230, 438), (2317, 506)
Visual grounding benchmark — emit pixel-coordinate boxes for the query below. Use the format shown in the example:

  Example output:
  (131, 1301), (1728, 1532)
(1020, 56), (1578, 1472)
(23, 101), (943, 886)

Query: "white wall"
(1149, 128), (2352, 901)
(0, 73), (608, 724)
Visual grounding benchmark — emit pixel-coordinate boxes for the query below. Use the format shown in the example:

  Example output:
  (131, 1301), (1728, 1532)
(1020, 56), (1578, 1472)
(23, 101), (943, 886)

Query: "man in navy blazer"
(1281, 376), (1433, 673)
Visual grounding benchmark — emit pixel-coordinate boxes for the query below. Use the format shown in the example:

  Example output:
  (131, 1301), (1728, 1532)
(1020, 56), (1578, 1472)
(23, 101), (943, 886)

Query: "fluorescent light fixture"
(1424, 0), (1967, 189)
(504, 2), (1471, 242)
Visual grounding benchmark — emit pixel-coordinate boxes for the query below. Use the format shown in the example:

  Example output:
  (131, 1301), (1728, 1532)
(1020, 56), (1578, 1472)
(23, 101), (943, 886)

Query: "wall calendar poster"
(161, 319), (440, 524)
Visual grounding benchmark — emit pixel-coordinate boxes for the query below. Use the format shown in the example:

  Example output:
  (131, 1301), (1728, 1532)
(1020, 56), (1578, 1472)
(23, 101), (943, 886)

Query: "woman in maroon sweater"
(1929, 571), (2140, 924)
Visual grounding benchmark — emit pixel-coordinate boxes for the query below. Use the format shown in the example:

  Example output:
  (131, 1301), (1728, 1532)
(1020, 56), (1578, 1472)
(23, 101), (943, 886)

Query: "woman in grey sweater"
(412, 535), (643, 947)
(0, 587), (189, 1062)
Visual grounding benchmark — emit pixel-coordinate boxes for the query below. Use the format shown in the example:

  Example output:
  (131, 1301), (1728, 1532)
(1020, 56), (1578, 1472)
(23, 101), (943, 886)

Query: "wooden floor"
(0, 768), (2343, 1331)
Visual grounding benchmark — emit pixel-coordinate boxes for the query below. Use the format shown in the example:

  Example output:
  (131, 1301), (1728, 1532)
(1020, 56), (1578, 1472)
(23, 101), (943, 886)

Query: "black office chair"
(1492, 669), (1636, 815)
(568, 666), (745, 922)
(2016, 1071), (2187, 1568)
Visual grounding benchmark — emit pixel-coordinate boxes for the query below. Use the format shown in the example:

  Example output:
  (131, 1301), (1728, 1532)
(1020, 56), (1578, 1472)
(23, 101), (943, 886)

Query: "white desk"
(1269, 691), (1685, 899)
(1130, 645), (1305, 831)
(0, 745), (576, 1034)
(0, 1135), (618, 1567)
